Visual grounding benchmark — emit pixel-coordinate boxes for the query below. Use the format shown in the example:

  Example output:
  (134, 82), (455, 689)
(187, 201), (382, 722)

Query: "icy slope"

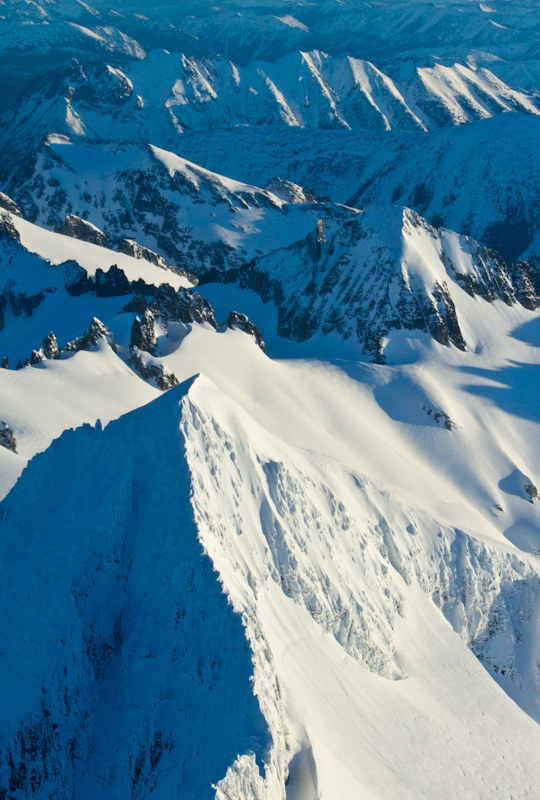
(2, 373), (540, 797)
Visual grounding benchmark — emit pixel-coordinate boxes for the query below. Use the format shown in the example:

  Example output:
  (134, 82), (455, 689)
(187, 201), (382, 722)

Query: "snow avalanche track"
(2, 374), (540, 798)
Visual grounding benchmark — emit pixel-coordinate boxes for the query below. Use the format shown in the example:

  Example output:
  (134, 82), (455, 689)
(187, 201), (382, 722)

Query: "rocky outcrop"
(57, 214), (108, 247)
(94, 265), (131, 297)
(510, 260), (540, 310)
(0, 212), (21, 244)
(150, 284), (217, 331)
(444, 244), (516, 306)
(118, 238), (167, 269)
(263, 178), (317, 204)
(128, 286), (219, 358)
(226, 311), (266, 353)
(64, 318), (117, 353)
(128, 348), (179, 391)
(0, 421), (17, 453)
(0, 193), (21, 217)
(130, 309), (157, 354)
(6, 288), (46, 320)
(118, 239), (199, 284)
(30, 348), (45, 365)
(59, 260), (92, 297)
(32, 332), (59, 363)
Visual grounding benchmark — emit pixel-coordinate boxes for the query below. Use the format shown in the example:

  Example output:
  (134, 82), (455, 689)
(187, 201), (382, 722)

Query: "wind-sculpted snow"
(5, 1), (540, 794)
(182, 377), (540, 724)
(2, 375), (540, 797)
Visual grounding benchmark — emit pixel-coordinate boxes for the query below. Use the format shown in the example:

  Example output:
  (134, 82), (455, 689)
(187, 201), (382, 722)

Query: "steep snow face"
(0, 378), (281, 800)
(2, 375), (540, 798)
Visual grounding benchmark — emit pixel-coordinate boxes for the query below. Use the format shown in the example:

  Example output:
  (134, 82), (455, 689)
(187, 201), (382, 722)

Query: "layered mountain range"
(2, 1), (540, 798)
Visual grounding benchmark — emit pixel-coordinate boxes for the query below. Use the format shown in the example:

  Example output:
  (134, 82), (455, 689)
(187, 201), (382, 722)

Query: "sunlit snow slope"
(2, 371), (540, 799)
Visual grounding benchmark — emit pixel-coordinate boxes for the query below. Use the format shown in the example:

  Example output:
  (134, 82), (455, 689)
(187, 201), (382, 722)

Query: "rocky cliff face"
(224, 207), (534, 360)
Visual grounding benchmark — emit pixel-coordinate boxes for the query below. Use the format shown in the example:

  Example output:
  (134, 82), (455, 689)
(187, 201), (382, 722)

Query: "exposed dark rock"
(0, 421), (17, 453)
(94, 265), (131, 298)
(428, 282), (467, 351)
(0, 193), (22, 217)
(128, 348), (179, 391)
(41, 332), (59, 360)
(226, 311), (266, 352)
(524, 483), (539, 503)
(130, 279), (158, 298)
(57, 214), (108, 247)
(263, 178), (318, 204)
(445, 246), (516, 306)
(30, 349), (45, 365)
(150, 284), (217, 329)
(26, 332), (58, 366)
(123, 295), (149, 314)
(64, 318), (117, 353)
(8, 290), (46, 319)
(118, 238), (167, 269)
(59, 260), (92, 297)
(130, 310), (157, 354)
(0, 213), (21, 243)
(423, 405), (457, 431)
(510, 261), (540, 310)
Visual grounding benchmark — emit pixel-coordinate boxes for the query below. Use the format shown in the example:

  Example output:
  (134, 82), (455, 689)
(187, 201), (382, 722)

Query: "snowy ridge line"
(2, 374), (540, 796)
(0, 377), (283, 800)
(2, 48), (540, 160)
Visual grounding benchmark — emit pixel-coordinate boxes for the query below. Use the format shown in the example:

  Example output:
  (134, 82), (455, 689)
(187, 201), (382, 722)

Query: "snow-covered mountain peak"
(4, 2), (540, 796)
(4, 359), (540, 797)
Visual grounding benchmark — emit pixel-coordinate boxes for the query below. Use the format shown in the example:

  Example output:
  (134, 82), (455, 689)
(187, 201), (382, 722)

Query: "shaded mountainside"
(230, 206), (533, 360)
(0, 377), (280, 800)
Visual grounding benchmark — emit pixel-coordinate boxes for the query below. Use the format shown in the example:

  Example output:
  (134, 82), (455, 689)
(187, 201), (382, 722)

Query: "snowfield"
(2, 0), (540, 797)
